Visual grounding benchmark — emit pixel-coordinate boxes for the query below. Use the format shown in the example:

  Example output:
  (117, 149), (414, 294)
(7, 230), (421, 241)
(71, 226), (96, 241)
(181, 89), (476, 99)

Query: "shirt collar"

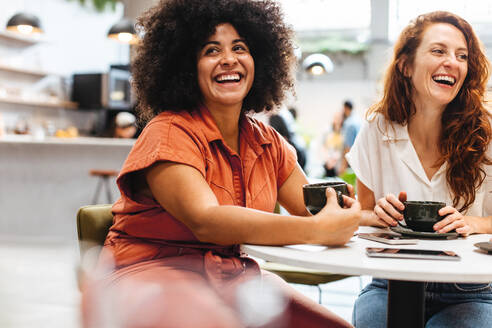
(378, 116), (409, 142)
(195, 105), (270, 155)
(377, 115), (446, 185)
(239, 115), (271, 156)
(195, 105), (223, 143)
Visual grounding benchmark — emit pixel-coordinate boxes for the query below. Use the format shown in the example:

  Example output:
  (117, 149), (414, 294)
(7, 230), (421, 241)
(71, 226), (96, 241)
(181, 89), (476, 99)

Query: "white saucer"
(474, 242), (492, 254)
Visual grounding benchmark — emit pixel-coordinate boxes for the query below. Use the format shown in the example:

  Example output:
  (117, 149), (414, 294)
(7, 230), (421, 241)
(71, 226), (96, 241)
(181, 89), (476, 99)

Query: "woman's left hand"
(433, 206), (473, 236)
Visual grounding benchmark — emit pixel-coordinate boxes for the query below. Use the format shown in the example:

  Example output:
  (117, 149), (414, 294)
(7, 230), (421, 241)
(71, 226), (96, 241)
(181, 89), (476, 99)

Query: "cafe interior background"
(0, 0), (491, 327)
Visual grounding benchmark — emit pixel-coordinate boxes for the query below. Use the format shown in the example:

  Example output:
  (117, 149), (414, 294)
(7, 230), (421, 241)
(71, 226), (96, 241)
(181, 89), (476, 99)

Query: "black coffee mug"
(303, 181), (349, 215)
(398, 201), (446, 232)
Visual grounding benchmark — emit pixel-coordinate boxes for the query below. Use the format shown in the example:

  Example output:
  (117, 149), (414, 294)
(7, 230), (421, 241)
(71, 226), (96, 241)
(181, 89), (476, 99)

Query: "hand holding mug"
(433, 206), (471, 235)
(303, 181), (349, 215)
(372, 191), (407, 227)
(311, 187), (361, 246)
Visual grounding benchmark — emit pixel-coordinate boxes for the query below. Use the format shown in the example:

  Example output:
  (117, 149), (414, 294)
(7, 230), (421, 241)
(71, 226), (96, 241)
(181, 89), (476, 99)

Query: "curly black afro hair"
(132, 0), (295, 124)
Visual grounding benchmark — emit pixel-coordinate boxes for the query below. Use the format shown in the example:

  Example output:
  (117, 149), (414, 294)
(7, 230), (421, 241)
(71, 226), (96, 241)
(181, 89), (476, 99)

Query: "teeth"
(216, 74), (240, 82)
(433, 75), (455, 85)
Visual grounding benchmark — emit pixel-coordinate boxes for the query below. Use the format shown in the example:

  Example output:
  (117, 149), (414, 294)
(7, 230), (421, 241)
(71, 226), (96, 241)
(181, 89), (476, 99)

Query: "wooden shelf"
(0, 96), (77, 109)
(0, 31), (41, 46)
(0, 63), (49, 78)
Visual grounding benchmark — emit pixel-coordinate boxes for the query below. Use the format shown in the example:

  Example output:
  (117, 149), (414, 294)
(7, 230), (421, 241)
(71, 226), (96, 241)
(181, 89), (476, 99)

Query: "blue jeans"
(352, 279), (492, 328)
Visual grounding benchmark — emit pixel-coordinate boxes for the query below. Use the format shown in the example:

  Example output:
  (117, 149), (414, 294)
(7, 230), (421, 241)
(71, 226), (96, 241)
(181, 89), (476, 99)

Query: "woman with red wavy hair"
(346, 11), (492, 327)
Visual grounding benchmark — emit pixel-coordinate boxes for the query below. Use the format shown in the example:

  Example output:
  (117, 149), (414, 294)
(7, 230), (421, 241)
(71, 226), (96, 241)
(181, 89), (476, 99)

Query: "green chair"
(77, 204), (114, 258)
(76, 204), (352, 304)
(340, 168), (357, 192)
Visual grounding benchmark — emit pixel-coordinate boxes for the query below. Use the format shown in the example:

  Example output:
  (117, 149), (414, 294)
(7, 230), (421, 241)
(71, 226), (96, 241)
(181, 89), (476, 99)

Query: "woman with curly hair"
(82, 0), (360, 327)
(347, 11), (492, 327)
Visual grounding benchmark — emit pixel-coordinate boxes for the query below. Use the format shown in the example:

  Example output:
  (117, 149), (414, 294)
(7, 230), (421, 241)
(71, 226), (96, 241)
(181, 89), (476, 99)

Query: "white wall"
(0, 0), (126, 75)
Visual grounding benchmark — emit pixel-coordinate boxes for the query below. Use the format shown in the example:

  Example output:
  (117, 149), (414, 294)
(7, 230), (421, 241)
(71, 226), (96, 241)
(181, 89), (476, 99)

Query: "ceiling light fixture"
(107, 19), (138, 44)
(6, 12), (43, 35)
(302, 53), (334, 76)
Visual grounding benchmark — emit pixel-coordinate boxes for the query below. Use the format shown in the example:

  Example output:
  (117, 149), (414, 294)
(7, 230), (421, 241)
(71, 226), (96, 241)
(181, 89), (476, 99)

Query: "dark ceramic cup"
(303, 181), (349, 215)
(398, 201), (446, 232)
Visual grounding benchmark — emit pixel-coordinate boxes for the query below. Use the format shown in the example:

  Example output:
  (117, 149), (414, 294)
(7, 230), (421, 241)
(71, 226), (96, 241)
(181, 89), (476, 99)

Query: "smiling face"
(197, 23), (255, 112)
(406, 23), (468, 111)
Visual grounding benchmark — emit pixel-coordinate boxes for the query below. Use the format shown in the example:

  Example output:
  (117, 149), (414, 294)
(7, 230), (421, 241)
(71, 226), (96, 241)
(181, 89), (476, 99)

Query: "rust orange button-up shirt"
(104, 105), (297, 268)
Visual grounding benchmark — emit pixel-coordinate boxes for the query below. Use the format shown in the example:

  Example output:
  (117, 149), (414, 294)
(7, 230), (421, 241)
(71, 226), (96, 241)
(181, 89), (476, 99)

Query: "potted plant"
(69, 0), (119, 12)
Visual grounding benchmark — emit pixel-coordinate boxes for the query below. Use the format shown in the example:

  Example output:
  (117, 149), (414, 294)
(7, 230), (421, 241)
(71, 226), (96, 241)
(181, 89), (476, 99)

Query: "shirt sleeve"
(345, 118), (377, 191)
(116, 115), (206, 200)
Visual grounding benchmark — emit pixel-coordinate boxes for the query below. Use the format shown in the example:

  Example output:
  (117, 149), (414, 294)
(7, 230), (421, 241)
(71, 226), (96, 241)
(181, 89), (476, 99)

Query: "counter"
(0, 134), (135, 146)
(0, 135), (135, 241)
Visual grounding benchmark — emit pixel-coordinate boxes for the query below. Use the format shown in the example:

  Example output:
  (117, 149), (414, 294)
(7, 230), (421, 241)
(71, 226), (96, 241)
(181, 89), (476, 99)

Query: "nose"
(220, 49), (238, 66)
(443, 54), (461, 68)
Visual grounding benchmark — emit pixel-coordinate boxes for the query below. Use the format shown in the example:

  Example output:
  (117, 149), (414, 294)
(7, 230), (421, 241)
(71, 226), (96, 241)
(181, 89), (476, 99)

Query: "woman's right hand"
(372, 192), (407, 227)
(311, 188), (361, 246)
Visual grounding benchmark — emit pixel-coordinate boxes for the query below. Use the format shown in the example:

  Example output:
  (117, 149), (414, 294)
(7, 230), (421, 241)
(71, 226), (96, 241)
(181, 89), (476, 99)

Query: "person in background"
(338, 100), (361, 174)
(288, 106), (298, 120)
(269, 106), (308, 170)
(321, 111), (344, 177)
(113, 111), (137, 138)
(82, 1), (361, 327)
(346, 11), (492, 327)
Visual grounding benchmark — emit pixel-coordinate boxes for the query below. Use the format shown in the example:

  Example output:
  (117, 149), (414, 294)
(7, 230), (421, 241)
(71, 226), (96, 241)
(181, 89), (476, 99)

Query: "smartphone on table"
(358, 233), (418, 245)
(366, 247), (461, 261)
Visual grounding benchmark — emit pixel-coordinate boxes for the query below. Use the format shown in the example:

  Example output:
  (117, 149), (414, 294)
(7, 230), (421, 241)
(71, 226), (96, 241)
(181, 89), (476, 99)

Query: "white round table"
(242, 226), (492, 328)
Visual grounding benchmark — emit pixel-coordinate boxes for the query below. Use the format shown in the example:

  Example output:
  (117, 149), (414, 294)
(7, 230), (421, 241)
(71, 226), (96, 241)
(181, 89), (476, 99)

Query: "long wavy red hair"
(368, 11), (492, 211)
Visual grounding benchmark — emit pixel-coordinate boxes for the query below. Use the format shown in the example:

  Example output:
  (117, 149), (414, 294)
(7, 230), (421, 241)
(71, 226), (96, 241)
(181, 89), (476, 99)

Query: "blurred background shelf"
(0, 63), (49, 78)
(0, 30), (41, 46)
(0, 96), (77, 109)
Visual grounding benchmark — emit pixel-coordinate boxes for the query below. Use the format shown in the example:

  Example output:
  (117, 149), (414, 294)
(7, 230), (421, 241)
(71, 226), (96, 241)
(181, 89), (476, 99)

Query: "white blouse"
(346, 114), (492, 217)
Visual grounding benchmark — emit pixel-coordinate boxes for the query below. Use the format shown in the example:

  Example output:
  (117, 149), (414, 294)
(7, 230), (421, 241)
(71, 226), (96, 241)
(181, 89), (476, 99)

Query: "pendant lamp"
(107, 19), (138, 44)
(6, 12), (43, 35)
(302, 53), (334, 76)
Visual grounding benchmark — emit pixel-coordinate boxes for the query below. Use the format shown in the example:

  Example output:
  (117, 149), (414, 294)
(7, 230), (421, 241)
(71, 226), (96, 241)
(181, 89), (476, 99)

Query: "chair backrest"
(76, 204), (113, 258)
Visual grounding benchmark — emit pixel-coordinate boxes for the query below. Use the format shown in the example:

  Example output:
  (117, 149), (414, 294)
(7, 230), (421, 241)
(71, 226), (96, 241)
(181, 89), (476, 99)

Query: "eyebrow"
(201, 38), (247, 47)
(430, 42), (468, 52)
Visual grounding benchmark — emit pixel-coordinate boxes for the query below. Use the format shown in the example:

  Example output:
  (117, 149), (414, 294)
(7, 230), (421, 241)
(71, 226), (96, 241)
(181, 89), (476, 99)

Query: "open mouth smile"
(432, 75), (456, 86)
(215, 73), (242, 84)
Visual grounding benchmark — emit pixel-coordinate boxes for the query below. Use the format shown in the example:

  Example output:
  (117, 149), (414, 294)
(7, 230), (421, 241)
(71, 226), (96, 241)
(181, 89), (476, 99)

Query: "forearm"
(190, 205), (316, 245)
(360, 209), (378, 226)
(465, 215), (492, 234)
(146, 162), (357, 246)
(356, 179), (381, 226)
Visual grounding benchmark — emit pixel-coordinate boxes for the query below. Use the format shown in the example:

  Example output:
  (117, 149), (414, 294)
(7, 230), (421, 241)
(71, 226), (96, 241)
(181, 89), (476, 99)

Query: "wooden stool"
(89, 169), (118, 204)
